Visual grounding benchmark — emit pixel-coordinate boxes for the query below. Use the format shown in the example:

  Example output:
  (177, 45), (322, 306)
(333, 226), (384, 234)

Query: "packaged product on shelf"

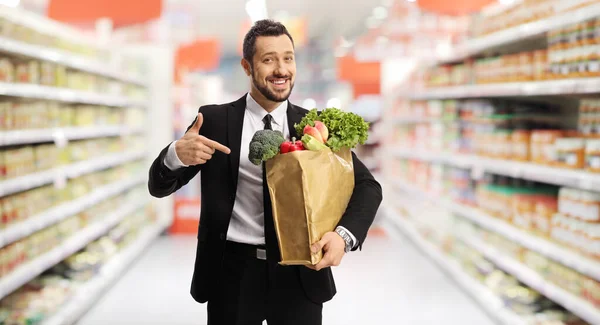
(532, 196), (558, 237)
(3, 146), (35, 179)
(554, 138), (586, 169)
(586, 139), (600, 171)
(531, 130), (565, 165)
(512, 128), (531, 161)
(34, 144), (58, 172)
(15, 60), (40, 84)
(0, 57), (14, 82)
(583, 277), (600, 308)
(558, 187), (600, 222)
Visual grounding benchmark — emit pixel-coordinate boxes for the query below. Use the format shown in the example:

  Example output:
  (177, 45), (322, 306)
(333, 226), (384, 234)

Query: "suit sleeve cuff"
(164, 140), (189, 170)
(336, 226), (358, 249)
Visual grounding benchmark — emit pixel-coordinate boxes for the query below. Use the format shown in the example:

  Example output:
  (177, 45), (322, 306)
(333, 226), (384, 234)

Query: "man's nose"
(274, 60), (288, 76)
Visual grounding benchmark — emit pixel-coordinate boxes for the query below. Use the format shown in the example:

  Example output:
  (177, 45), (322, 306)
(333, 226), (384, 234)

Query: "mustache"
(268, 75), (291, 79)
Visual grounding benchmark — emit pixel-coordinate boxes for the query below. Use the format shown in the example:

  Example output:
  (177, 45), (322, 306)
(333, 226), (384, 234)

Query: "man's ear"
(241, 58), (252, 76)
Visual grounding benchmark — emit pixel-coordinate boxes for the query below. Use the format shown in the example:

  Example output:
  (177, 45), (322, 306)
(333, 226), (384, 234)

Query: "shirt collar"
(246, 93), (287, 126)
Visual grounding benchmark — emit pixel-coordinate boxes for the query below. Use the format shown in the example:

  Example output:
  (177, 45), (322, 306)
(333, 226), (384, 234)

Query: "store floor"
(77, 222), (494, 325)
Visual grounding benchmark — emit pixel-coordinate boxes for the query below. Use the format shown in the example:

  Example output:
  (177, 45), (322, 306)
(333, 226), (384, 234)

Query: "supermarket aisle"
(77, 222), (493, 325)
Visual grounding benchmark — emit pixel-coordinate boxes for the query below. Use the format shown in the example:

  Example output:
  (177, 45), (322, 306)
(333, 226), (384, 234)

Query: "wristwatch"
(335, 227), (353, 253)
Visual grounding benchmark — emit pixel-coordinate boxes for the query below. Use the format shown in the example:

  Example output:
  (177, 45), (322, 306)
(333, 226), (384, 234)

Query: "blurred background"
(3, 0), (600, 324)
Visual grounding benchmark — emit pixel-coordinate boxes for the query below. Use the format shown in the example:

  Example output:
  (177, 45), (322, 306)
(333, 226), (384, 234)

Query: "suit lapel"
(287, 103), (304, 140)
(227, 94), (247, 190)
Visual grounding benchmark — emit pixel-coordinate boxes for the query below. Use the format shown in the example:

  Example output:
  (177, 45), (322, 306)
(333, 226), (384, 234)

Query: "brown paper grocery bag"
(265, 147), (354, 265)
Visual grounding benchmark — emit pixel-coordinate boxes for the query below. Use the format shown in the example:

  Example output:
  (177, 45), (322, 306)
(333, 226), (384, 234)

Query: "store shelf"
(0, 83), (147, 107)
(406, 78), (600, 100)
(393, 149), (600, 190)
(0, 150), (146, 197)
(0, 126), (144, 146)
(435, 3), (600, 65)
(41, 220), (167, 325)
(0, 175), (145, 248)
(463, 236), (600, 325)
(383, 206), (527, 325)
(393, 179), (600, 285)
(0, 37), (146, 86)
(0, 199), (149, 300)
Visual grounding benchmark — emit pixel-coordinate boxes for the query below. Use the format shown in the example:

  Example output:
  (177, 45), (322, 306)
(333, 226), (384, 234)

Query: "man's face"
(248, 35), (296, 102)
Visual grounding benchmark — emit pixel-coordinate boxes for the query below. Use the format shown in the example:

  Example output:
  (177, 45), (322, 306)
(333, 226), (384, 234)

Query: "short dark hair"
(243, 19), (294, 66)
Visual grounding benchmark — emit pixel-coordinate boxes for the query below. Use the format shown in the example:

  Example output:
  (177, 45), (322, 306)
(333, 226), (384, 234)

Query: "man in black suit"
(148, 19), (382, 325)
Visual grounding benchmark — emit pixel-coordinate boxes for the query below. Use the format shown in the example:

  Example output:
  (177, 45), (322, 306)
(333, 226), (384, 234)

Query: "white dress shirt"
(164, 93), (357, 248)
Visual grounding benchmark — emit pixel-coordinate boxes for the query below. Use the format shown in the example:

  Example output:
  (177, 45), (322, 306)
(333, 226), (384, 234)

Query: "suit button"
(220, 233), (226, 240)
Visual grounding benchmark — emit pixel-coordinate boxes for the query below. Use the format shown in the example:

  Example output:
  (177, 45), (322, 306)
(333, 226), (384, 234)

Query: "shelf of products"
(0, 83), (145, 107)
(0, 174), (146, 247)
(389, 98), (600, 190)
(0, 192), (149, 300)
(385, 203), (589, 325)
(0, 202), (159, 324)
(393, 150), (600, 191)
(0, 149), (146, 197)
(383, 208), (527, 325)
(463, 235), (600, 324)
(406, 79), (600, 100)
(0, 36), (146, 87)
(0, 6), (152, 321)
(40, 220), (167, 325)
(413, 7), (600, 99)
(0, 126), (144, 147)
(393, 173), (600, 283)
(0, 6), (146, 84)
(437, 2), (600, 64)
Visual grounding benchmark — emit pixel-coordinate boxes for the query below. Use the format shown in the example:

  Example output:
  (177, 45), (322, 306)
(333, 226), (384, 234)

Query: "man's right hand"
(175, 113), (231, 165)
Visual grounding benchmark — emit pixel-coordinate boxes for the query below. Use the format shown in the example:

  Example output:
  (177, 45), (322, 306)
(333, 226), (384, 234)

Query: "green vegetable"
(248, 129), (285, 165)
(295, 108), (370, 152)
(302, 134), (328, 151)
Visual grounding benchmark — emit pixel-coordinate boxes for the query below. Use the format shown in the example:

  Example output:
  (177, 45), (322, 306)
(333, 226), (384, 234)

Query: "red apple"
(303, 125), (324, 143)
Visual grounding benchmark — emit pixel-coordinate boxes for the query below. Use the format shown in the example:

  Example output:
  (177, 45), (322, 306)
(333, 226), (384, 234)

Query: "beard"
(252, 70), (294, 103)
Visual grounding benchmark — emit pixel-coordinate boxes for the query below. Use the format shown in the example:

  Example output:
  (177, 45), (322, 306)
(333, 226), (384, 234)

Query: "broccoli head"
(248, 130), (285, 165)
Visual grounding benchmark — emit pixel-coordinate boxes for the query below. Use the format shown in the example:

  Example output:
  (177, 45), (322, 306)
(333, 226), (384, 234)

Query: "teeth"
(272, 79), (286, 85)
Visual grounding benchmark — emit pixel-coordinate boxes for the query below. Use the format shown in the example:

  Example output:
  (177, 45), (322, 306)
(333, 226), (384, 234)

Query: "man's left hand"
(306, 231), (346, 271)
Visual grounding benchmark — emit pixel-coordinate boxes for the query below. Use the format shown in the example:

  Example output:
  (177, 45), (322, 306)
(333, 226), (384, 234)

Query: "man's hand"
(175, 113), (231, 165)
(306, 232), (346, 271)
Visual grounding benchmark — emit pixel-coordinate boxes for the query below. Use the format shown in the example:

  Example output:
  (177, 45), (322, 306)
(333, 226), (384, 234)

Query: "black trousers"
(207, 242), (323, 325)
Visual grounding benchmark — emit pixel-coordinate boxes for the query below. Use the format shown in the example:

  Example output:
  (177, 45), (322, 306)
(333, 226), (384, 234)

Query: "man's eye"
(264, 58), (273, 63)
(286, 57), (294, 61)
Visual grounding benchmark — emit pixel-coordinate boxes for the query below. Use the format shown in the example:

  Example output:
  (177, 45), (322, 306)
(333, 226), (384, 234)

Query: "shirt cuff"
(164, 140), (189, 170)
(336, 226), (358, 249)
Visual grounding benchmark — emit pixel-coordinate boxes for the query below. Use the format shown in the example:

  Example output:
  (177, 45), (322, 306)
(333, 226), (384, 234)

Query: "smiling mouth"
(269, 78), (289, 89)
(269, 78), (288, 85)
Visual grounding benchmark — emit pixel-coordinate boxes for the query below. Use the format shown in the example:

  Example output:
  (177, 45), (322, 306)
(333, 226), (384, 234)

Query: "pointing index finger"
(202, 137), (231, 154)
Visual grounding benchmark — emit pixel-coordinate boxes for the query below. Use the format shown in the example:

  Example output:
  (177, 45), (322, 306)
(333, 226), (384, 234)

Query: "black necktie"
(262, 114), (279, 261)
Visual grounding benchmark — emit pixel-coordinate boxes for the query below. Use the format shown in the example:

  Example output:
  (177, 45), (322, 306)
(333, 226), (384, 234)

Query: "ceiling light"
(302, 98), (317, 109)
(327, 98), (342, 109)
(0, 0), (20, 7)
(245, 0), (268, 23)
(373, 6), (388, 20)
(498, 0), (516, 4)
(406, 0), (416, 2)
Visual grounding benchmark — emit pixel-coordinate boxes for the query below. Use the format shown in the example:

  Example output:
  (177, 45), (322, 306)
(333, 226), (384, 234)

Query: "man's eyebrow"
(261, 51), (295, 57)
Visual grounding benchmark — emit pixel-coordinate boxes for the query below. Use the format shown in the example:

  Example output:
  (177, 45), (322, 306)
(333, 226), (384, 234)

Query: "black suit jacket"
(148, 94), (383, 304)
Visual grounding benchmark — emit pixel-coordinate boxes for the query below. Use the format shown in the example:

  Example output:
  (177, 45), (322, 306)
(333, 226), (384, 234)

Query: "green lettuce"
(295, 108), (370, 152)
